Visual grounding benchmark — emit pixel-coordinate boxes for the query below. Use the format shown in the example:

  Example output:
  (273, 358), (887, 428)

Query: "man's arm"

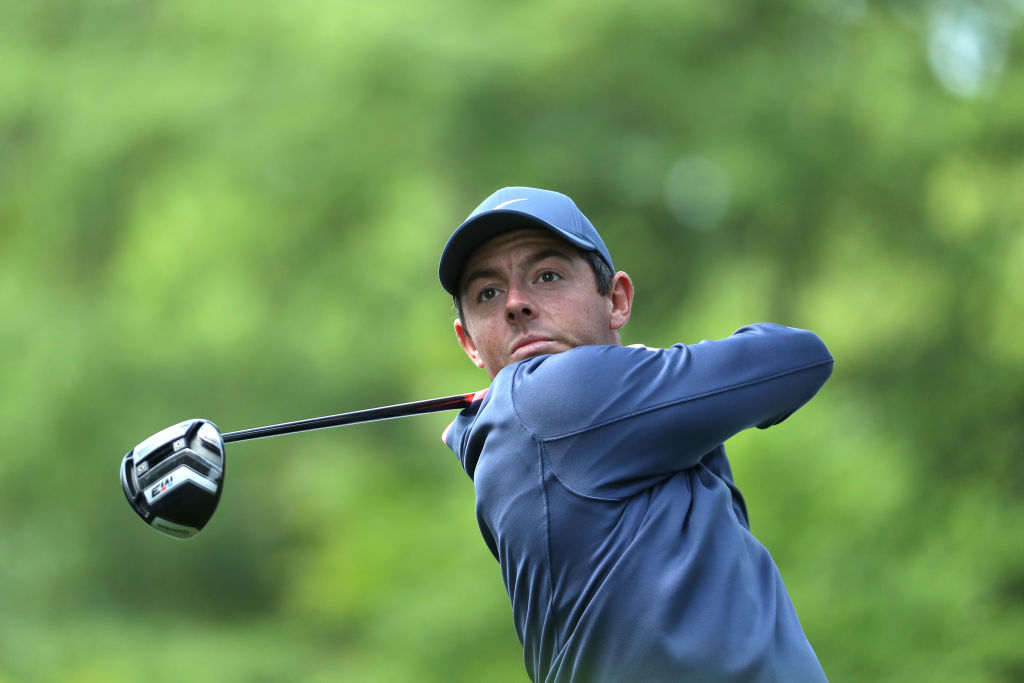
(511, 323), (834, 498)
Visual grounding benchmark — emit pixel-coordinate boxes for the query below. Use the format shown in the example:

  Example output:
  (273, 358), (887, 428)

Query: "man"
(438, 187), (833, 682)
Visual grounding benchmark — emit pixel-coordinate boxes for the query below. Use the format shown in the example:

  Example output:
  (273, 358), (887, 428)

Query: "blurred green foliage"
(2, 0), (1022, 680)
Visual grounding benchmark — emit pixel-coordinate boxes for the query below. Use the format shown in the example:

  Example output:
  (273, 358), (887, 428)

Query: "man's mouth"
(511, 335), (555, 358)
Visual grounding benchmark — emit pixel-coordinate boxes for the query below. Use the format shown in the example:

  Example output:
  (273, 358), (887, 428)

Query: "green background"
(2, 0), (1022, 680)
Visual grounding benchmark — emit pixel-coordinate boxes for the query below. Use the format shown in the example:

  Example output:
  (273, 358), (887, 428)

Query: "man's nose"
(505, 285), (535, 323)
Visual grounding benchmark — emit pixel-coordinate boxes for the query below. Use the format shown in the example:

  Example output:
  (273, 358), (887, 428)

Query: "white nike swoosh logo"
(492, 198), (528, 210)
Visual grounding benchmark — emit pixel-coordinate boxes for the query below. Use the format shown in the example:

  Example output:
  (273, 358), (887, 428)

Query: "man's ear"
(608, 271), (634, 332)
(454, 319), (485, 369)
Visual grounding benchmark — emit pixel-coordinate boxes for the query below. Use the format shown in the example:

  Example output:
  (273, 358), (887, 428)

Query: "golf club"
(120, 392), (478, 538)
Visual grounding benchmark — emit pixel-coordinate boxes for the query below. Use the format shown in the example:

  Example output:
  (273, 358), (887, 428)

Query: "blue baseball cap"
(439, 187), (614, 295)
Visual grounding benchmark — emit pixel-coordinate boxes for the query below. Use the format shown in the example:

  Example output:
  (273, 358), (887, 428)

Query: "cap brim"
(439, 209), (598, 295)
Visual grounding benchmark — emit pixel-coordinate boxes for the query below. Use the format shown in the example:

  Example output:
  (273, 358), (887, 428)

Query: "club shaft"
(221, 393), (476, 444)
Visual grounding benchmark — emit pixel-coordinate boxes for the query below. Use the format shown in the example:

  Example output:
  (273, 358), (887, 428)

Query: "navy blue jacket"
(445, 324), (834, 682)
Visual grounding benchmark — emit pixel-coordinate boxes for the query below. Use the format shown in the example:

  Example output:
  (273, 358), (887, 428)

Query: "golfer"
(439, 187), (833, 682)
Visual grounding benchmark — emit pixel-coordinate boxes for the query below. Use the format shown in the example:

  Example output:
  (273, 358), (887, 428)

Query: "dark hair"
(453, 249), (614, 331)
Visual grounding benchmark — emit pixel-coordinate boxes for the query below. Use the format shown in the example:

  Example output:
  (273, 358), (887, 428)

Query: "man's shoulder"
(513, 344), (645, 387)
(502, 344), (658, 438)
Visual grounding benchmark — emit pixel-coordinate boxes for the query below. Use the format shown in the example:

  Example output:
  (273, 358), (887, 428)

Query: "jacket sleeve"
(511, 323), (834, 498)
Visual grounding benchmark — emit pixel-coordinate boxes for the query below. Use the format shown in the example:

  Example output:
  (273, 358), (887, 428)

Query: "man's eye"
(478, 287), (499, 302)
(538, 271), (562, 283)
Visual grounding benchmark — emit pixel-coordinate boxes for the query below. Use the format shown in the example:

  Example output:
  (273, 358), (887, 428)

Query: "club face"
(121, 419), (225, 538)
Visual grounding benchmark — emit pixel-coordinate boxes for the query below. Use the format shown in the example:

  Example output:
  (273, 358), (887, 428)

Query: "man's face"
(454, 228), (631, 379)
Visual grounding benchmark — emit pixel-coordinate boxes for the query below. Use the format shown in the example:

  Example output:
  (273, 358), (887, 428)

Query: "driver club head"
(121, 419), (225, 538)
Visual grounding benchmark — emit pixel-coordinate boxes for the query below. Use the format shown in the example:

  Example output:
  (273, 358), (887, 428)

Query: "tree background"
(2, 0), (1022, 680)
